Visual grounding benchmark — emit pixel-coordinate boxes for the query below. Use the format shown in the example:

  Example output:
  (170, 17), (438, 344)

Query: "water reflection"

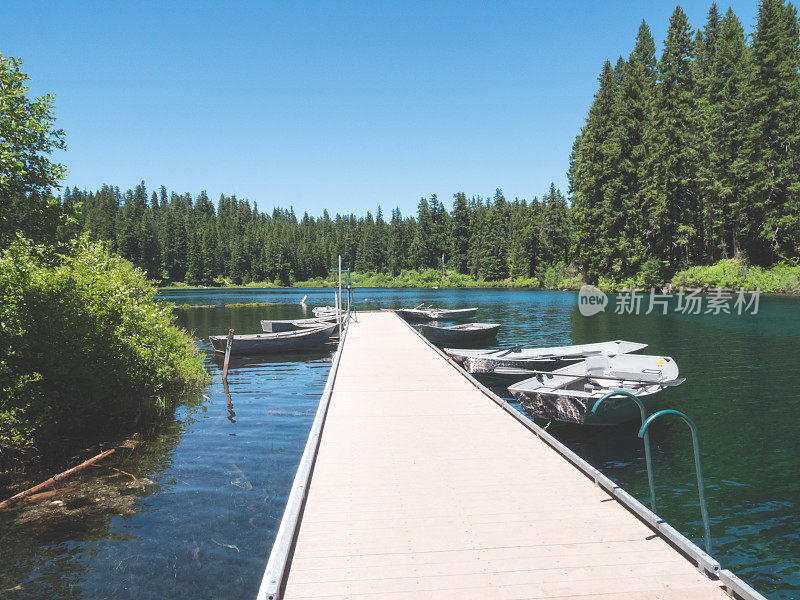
(222, 381), (236, 424)
(0, 288), (797, 599)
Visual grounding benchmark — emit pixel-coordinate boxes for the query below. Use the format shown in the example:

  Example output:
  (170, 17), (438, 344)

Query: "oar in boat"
(485, 344), (526, 357)
(486, 345), (610, 360)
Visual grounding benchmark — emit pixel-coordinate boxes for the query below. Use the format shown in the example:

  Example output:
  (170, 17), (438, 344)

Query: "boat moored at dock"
(508, 353), (685, 425)
(418, 321), (500, 343)
(312, 305), (346, 318)
(395, 306), (478, 321)
(446, 339), (648, 375)
(260, 316), (338, 333)
(209, 324), (337, 355)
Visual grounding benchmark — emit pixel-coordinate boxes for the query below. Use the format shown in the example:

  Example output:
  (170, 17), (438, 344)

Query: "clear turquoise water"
(0, 288), (797, 599)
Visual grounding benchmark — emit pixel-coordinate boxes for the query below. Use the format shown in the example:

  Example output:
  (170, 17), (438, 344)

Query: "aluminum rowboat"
(418, 322), (500, 343)
(445, 340), (647, 375)
(395, 307), (478, 321)
(508, 353), (684, 426)
(261, 316), (338, 333)
(210, 324), (336, 355)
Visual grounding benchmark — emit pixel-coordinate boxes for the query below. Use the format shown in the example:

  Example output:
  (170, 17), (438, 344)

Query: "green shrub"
(671, 259), (800, 293)
(540, 262), (583, 290)
(0, 237), (209, 464)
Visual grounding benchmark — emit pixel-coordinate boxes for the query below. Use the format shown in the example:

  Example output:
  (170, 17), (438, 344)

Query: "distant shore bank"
(157, 260), (800, 295)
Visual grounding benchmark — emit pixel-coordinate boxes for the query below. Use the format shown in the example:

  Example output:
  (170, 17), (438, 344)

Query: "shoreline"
(156, 260), (800, 296)
(158, 284), (800, 297)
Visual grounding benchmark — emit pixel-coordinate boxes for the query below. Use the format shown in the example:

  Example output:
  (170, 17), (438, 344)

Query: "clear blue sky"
(2, 1), (760, 216)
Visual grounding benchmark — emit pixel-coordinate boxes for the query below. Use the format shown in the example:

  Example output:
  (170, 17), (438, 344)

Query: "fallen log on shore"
(0, 448), (116, 510)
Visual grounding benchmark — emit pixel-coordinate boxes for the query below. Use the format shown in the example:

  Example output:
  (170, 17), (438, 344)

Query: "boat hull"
(454, 354), (577, 375)
(419, 323), (500, 343)
(511, 389), (652, 426)
(209, 325), (336, 355)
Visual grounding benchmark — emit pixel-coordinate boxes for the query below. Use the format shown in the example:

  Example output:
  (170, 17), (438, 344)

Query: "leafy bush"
(0, 237), (208, 464)
(596, 259), (670, 291)
(539, 262), (583, 290)
(671, 259), (800, 293)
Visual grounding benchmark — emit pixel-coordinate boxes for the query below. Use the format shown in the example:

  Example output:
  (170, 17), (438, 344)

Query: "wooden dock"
(258, 311), (763, 600)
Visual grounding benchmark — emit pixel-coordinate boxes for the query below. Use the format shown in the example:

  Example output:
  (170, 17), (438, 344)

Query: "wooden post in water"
(222, 328), (234, 381)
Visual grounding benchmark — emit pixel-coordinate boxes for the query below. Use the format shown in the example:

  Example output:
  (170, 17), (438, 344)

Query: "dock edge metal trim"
(396, 312), (767, 600)
(719, 570), (769, 600)
(256, 317), (350, 600)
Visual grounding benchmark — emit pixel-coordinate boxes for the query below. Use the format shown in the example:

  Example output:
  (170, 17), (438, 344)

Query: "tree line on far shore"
(65, 183), (569, 286)
(65, 0), (800, 288)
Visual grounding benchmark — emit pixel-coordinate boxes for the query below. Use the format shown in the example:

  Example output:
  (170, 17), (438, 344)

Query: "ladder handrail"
(591, 391), (656, 513)
(638, 409), (712, 554)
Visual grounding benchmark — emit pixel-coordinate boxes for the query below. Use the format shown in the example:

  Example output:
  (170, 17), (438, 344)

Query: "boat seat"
(585, 355), (611, 376)
(610, 369), (663, 382)
(550, 375), (585, 390)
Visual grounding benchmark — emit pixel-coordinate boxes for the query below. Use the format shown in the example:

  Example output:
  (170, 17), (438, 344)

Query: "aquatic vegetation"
(220, 302), (280, 308)
(170, 303), (280, 309)
(172, 304), (216, 309)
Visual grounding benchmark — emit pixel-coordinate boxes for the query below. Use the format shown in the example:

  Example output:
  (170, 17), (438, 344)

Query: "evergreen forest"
(62, 1), (800, 288)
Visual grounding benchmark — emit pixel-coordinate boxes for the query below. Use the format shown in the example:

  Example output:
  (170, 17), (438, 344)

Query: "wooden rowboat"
(209, 324), (336, 355)
(508, 354), (685, 426)
(418, 322), (500, 343)
(395, 307), (478, 322)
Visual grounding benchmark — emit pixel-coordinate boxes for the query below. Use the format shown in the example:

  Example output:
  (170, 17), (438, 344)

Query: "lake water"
(1, 287), (797, 599)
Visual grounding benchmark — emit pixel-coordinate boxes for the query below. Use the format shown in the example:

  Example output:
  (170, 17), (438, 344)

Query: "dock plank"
(280, 311), (729, 599)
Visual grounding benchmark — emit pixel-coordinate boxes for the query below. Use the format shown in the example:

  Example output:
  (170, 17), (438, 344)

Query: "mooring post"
(222, 328), (234, 381)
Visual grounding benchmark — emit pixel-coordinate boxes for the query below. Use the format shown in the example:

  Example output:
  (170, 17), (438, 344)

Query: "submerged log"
(0, 448), (115, 510)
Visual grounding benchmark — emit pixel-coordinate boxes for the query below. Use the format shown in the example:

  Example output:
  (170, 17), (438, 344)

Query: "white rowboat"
(508, 353), (684, 426)
(445, 340), (648, 375)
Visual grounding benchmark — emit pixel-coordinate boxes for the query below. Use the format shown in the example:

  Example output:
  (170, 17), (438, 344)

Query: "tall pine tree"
(648, 6), (702, 268)
(742, 0), (800, 263)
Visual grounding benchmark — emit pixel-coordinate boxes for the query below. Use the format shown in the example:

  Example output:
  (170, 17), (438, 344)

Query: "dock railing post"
(222, 328), (234, 381)
(638, 409), (713, 554)
(591, 391), (657, 513)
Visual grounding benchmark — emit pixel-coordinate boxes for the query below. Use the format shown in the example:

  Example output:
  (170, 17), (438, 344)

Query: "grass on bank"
(159, 263), (581, 291)
(670, 259), (800, 293)
(0, 237), (209, 469)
